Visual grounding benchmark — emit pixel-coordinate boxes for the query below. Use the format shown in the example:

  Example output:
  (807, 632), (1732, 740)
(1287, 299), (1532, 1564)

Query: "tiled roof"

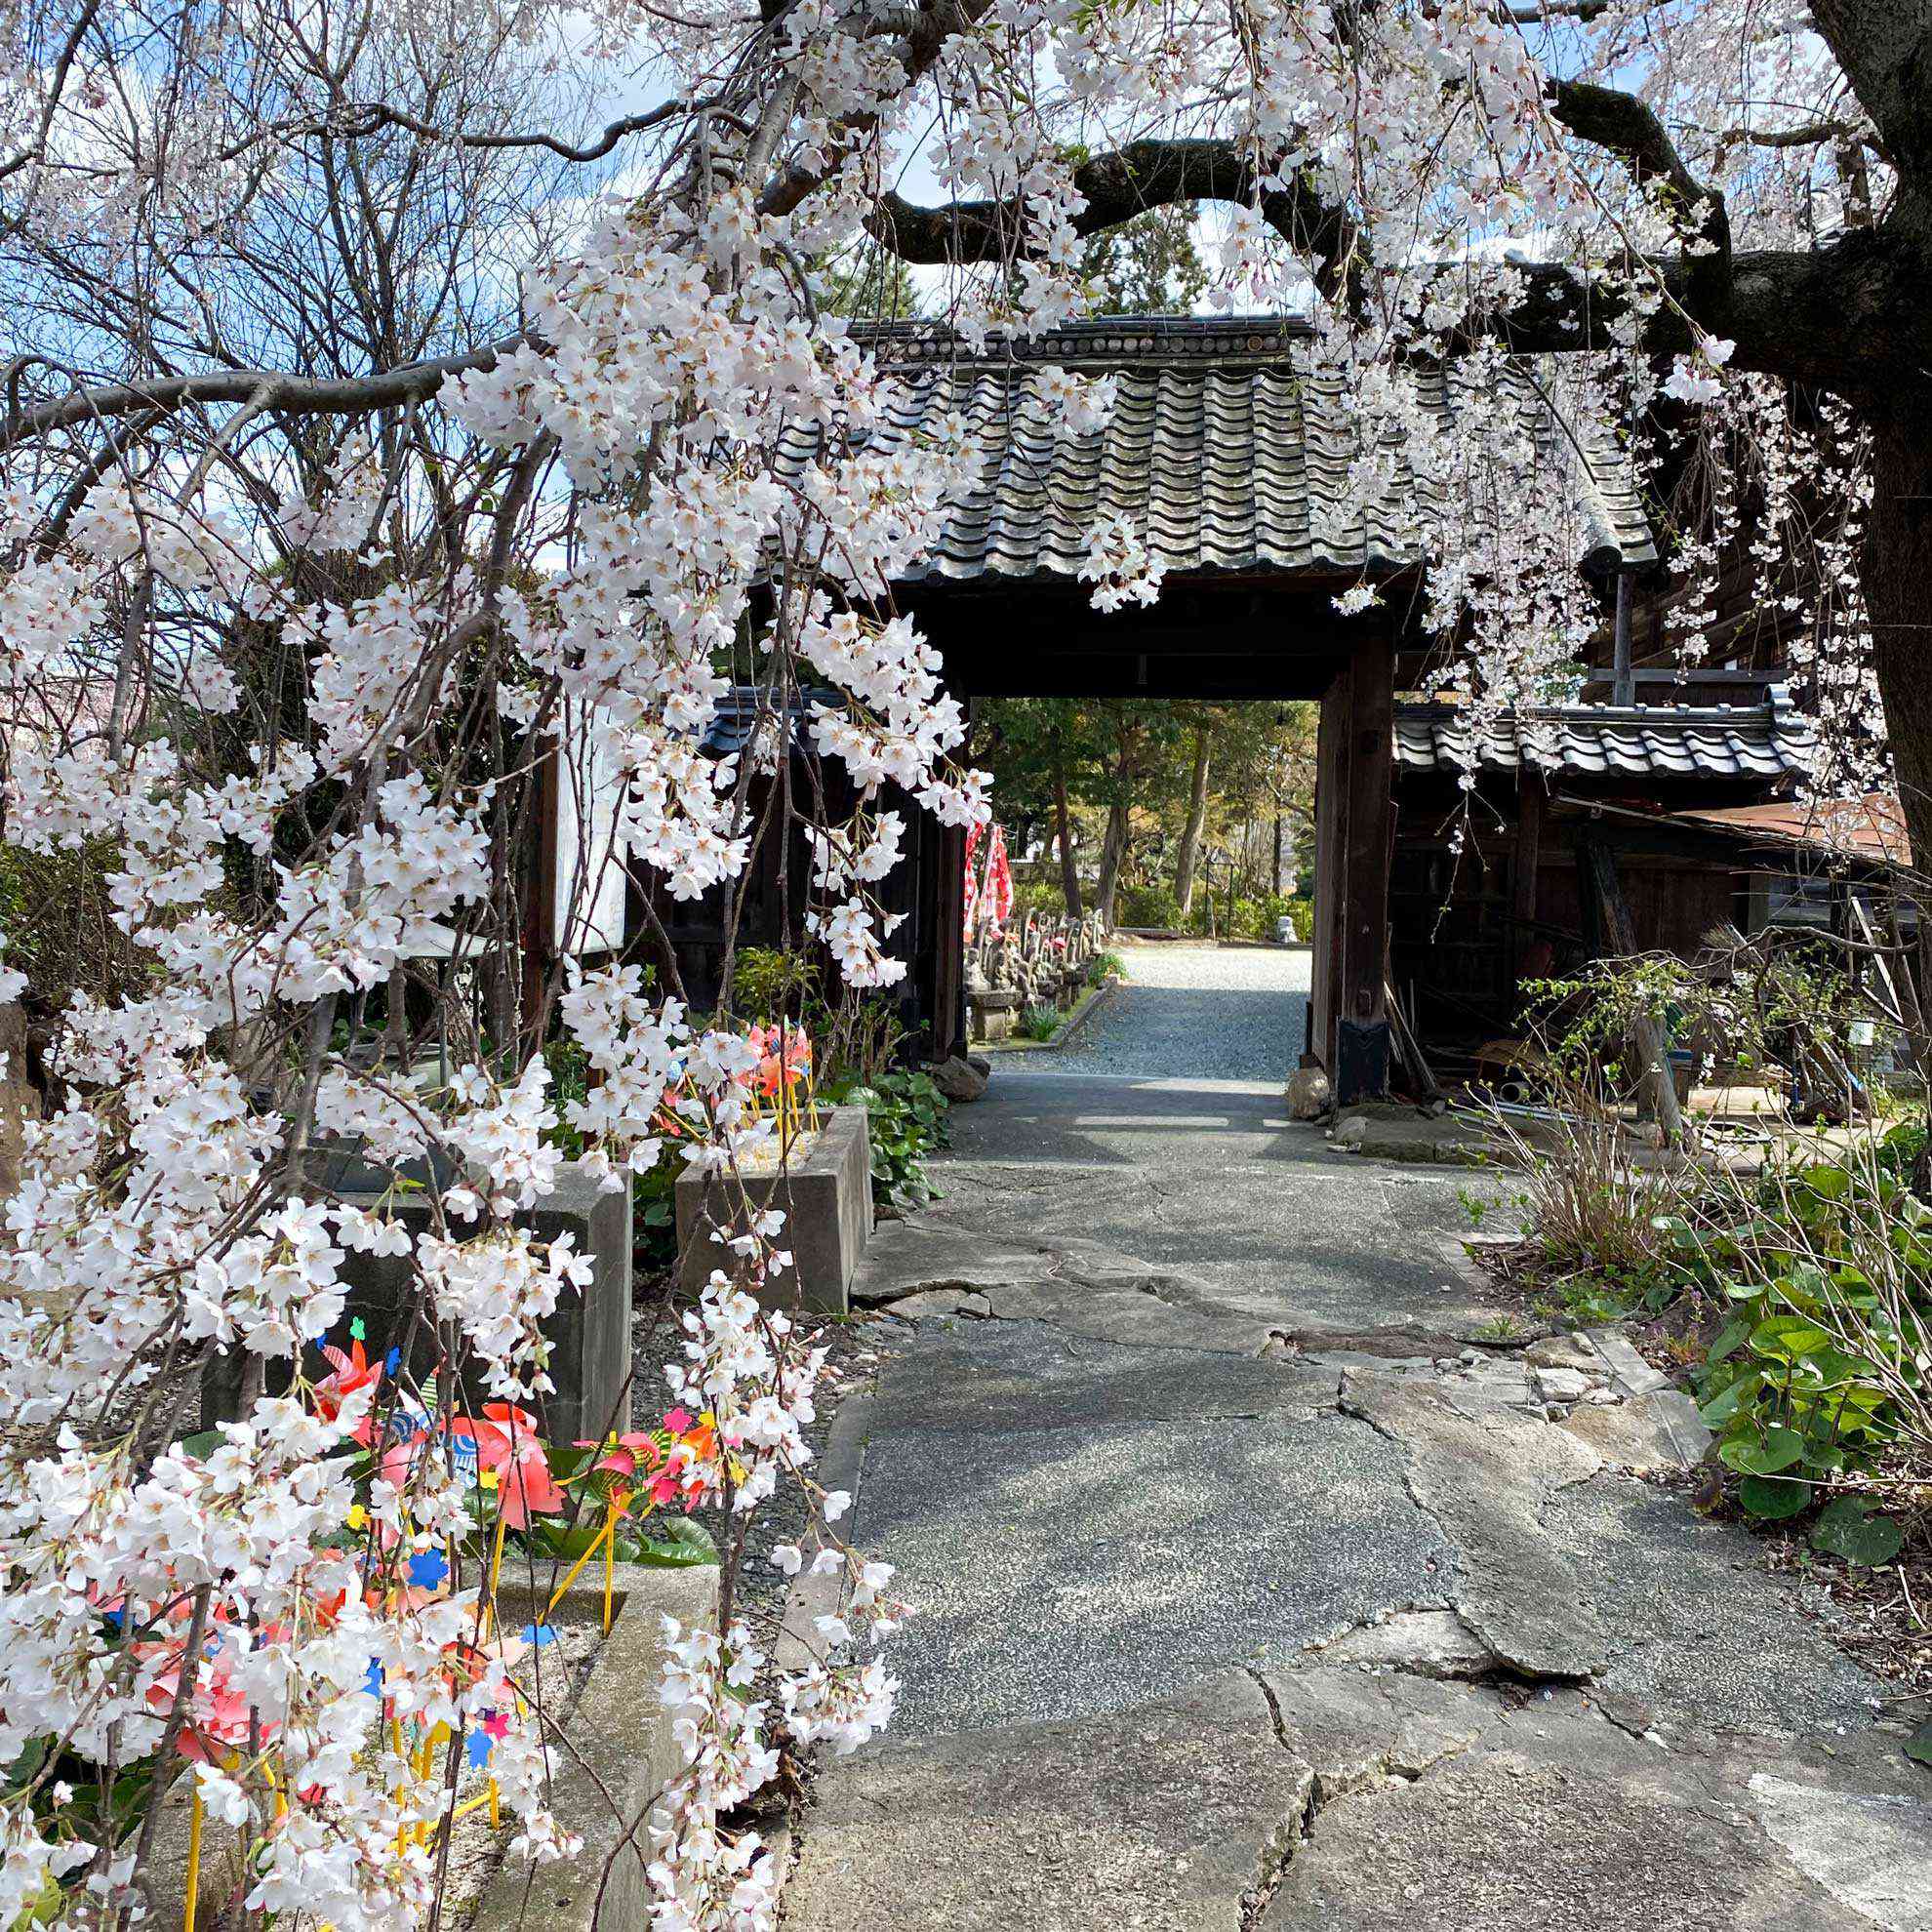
(696, 687), (833, 758)
(782, 318), (1654, 584)
(1394, 692), (1814, 783)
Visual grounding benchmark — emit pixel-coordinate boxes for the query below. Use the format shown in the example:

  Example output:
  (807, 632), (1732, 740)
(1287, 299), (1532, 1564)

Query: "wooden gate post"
(1334, 633), (1394, 1105)
(1309, 636), (1394, 1105)
(1308, 662), (1349, 1069)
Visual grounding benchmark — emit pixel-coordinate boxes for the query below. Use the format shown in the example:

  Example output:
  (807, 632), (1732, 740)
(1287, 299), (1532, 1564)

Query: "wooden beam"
(1512, 773), (1546, 995)
(1309, 663), (1350, 1073)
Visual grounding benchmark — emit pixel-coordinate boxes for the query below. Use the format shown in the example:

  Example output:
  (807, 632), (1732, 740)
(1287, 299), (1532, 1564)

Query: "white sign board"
(550, 704), (629, 955)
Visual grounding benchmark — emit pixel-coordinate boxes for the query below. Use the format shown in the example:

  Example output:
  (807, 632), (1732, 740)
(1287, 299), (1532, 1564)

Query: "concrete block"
(472, 1560), (720, 1932)
(206, 1152), (631, 1445)
(675, 1105), (872, 1314)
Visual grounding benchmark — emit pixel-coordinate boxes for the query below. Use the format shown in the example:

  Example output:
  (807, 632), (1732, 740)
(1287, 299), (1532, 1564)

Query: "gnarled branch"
(868, 138), (1356, 302)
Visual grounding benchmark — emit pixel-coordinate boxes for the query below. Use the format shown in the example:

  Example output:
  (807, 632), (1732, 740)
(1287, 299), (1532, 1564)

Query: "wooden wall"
(1389, 776), (1749, 1046)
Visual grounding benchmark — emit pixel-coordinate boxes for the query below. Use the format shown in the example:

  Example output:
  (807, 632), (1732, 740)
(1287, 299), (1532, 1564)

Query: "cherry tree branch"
(3, 335), (522, 440)
(1806, 0), (1932, 190)
(1546, 79), (1719, 215)
(868, 138), (1356, 299)
(293, 97), (707, 165)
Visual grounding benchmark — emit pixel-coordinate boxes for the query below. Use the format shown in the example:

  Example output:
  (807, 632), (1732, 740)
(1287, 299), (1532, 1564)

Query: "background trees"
(977, 699), (1317, 933)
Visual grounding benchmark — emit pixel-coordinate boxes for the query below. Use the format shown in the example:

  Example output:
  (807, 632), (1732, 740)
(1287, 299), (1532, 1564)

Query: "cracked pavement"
(781, 951), (1930, 1931)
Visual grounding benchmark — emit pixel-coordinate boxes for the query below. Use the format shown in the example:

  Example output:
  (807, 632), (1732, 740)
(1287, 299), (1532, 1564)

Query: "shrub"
(818, 990), (906, 1088)
(1090, 950), (1127, 984)
(730, 945), (818, 1022)
(1112, 882), (1178, 928)
(1498, 947), (1927, 1543)
(1020, 1000), (1062, 1040)
(0, 838), (151, 1009)
(1010, 879), (1069, 921)
(1678, 1127), (1930, 1526)
(824, 1067), (950, 1210)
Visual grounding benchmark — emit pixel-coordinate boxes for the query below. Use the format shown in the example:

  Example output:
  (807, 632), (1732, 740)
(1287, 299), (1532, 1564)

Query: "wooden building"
(773, 316), (1657, 1103)
(1386, 689), (1820, 1053)
(632, 323), (1902, 1104)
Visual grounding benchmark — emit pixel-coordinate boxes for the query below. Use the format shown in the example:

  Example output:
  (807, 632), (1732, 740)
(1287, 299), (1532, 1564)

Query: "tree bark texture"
(1052, 751), (1084, 917)
(1096, 802), (1129, 928)
(1175, 723), (1212, 916)
(1863, 414), (1932, 1067)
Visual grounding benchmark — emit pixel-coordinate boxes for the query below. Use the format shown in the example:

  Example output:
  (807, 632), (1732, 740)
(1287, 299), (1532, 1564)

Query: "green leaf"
(1802, 1163), (1851, 1201)
(1907, 1720), (1932, 1769)
(13, 1868), (62, 1927)
(1697, 1374), (1759, 1425)
(2, 1737), (50, 1798)
(1706, 1315), (1753, 1366)
(1807, 1347), (1882, 1386)
(626, 1515), (719, 1568)
(1738, 1474), (1811, 1518)
(1750, 1315), (1831, 1360)
(1718, 1426), (1806, 1476)
(1809, 1498), (1905, 1567)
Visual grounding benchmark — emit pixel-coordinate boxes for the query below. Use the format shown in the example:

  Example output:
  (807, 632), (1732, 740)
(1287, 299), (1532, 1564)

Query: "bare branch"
(4, 334), (524, 440)
(0, 0), (105, 181)
(1807, 0), (1932, 188)
(318, 97), (693, 165)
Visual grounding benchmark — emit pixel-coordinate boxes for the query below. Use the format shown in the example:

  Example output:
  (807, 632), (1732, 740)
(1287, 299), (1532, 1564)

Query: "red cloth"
(963, 820), (983, 941)
(985, 823), (1014, 929)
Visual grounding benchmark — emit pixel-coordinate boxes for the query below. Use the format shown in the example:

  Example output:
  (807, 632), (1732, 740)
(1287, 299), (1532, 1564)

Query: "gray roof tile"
(1393, 693), (1814, 783)
(777, 319), (1655, 584)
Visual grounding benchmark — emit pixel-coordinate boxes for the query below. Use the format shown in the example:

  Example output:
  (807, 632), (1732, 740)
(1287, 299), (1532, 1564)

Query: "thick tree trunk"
(1175, 723), (1212, 916)
(1096, 802), (1129, 928)
(1865, 413), (1932, 1086)
(1052, 754), (1084, 918)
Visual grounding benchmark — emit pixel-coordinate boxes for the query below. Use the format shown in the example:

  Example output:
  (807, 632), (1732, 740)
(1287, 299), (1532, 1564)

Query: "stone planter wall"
(673, 1104), (873, 1315)
(205, 1152), (632, 1446)
(968, 988), (1018, 1044)
(470, 1560), (720, 1932)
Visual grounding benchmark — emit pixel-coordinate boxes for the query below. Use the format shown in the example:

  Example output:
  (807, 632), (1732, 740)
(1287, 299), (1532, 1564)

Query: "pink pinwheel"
(449, 1404), (567, 1528)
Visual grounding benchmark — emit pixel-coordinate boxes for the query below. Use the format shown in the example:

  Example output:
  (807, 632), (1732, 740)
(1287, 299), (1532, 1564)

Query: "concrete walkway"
(783, 949), (1930, 1932)
(1013, 940), (1309, 1082)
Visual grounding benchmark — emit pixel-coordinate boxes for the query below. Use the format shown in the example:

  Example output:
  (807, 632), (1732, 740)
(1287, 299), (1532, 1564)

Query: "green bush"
(1090, 950), (1127, 984)
(730, 946), (818, 1022)
(823, 1067), (950, 1210)
(632, 1156), (682, 1271)
(1019, 1001), (1062, 1041)
(1114, 883), (1181, 928)
(1010, 880), (1068, 921)
(1679, 1124), (1929, 1527)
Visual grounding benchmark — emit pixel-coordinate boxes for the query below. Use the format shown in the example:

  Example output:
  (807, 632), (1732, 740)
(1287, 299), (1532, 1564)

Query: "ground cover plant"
(1487, 945), (1930, 1570)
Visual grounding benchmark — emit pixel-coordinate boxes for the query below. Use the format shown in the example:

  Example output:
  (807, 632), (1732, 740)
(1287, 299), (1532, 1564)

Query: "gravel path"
(1012, 941), (1308, 1083)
